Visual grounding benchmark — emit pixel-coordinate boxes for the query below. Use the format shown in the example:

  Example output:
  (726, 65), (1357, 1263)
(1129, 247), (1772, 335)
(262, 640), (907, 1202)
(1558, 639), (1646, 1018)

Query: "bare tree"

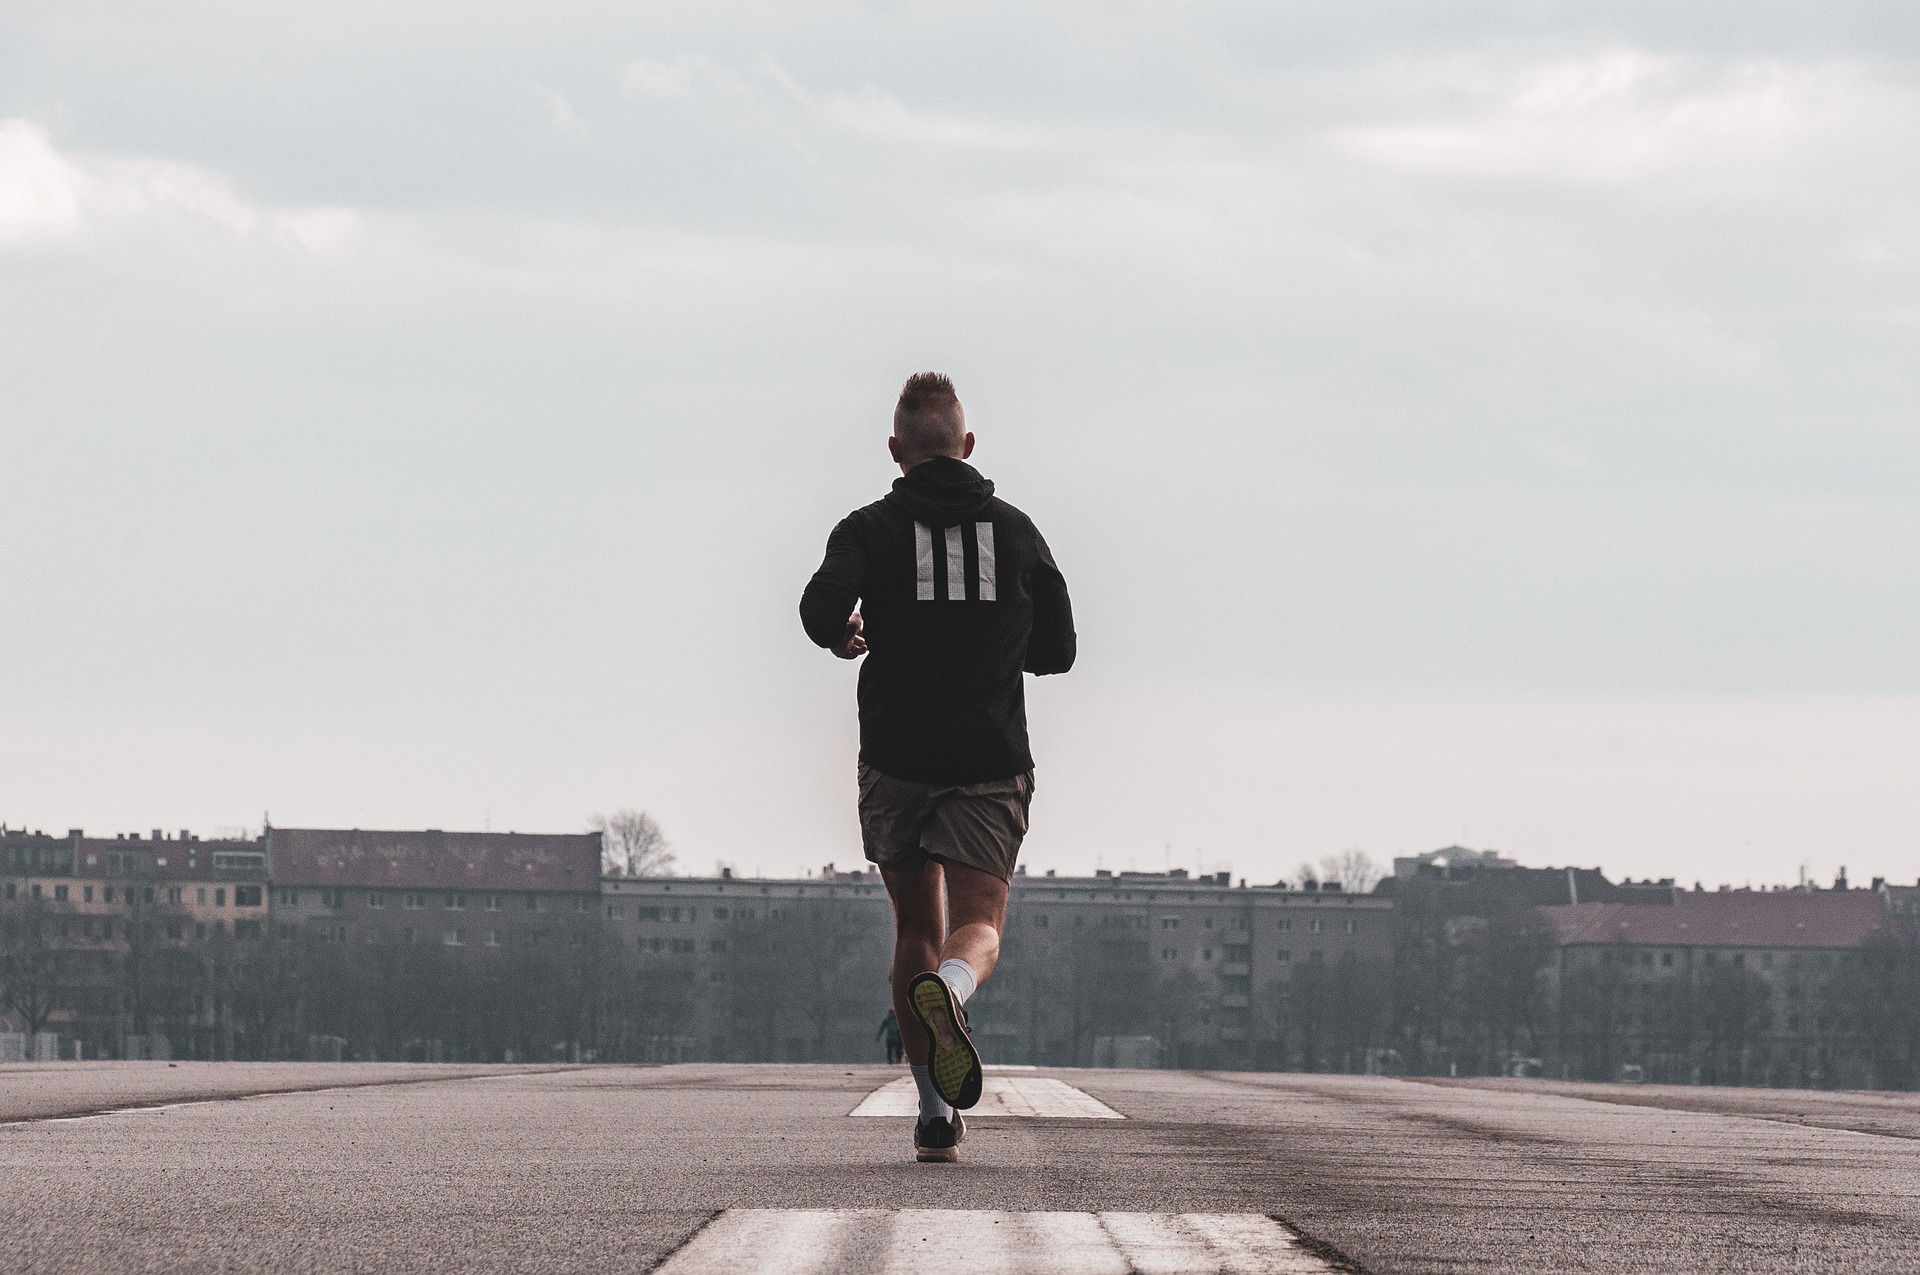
(590, 809), (675, 878)
(1318, 848), (1382, 894)
(0, 895), (69, 1038)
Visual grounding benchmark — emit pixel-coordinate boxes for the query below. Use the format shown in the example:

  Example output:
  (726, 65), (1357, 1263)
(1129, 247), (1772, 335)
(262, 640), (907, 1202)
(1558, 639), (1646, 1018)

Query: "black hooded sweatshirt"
(800, 457), (1076, 784)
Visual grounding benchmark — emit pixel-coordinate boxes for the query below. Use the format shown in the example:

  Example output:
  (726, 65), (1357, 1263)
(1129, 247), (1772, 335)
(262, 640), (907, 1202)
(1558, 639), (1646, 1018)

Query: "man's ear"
(888, 435), (904, 465)
(961, 432), (975, 459)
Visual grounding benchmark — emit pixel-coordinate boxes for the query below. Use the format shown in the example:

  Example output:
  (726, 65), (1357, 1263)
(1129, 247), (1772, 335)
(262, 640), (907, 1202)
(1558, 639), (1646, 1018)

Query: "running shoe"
(913, 1113), (963, 1163)
(908, 972), (983, 1109)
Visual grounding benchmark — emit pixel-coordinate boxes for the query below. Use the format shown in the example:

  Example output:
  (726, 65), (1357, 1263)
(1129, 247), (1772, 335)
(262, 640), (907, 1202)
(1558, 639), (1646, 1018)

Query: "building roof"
(75, 838), (268, 881)
(1539, 890), (1887, 950)
(269, 828), (601, 892)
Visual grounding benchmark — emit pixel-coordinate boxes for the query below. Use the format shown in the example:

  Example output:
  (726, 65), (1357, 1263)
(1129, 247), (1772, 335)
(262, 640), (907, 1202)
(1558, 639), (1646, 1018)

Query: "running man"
(800, 372), (1076, 1163)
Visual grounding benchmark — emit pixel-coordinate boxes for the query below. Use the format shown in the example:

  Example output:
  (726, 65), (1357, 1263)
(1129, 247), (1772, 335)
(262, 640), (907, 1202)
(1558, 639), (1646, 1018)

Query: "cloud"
(622, 52), (1042, 149)
(0, 119), (85, 243)
(535, 86), (589, 135)
(1337, 52), (1898, 188)
(622, 53), (750, 102)
(0, 118), (360, 253)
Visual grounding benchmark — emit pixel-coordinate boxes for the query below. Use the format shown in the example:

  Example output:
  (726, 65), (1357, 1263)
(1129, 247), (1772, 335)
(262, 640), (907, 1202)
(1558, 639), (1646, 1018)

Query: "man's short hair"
(893, 372), (965, 460)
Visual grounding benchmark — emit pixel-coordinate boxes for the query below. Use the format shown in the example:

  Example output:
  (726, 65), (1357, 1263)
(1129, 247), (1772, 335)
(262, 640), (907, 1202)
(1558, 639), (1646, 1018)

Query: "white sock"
(909, 1063), (951, 1122)
(938, 957), (977, 1006)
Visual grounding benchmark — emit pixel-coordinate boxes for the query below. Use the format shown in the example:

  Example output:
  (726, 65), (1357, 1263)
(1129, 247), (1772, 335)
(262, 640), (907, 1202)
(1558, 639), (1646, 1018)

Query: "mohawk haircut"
(893, 371), (965, 463)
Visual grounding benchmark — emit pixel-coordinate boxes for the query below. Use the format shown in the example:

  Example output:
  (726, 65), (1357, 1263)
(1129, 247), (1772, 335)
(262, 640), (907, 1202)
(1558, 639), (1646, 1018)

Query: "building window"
(1031, 913), (1047, 929)
(402, 927), (416, 944)
(83, 886), (94, 903)
(1203, 917), (1214, 929)
(739, 908), (755, 921)
(278, 889), (299, 906)
(234, 885), (262, 907)
(484, 929), (501, 947)
(145, 886), (155, 903)
(1343, 919), (1357, 935)
(570, 896), (588, 912)
(444, 928), (464, 946)
(1277, 917), (1292, 932)
(1202, 948), (1213, 961)
(194, 923), (206, 940)
(327, 923), (348, 942)
(1225, 945), (1249, 964)
(53, 884), (69, 901)
(607, 904), (626, 919)
(1277, 949), (1292, 963)
(1160, 947), (1177, 961)
(368, 892), (386, 909)
(1309, 918), (1323, 933)
(404, 892), (425, 910)
(1161, 918), (1179, 929)
(196, 888), (207, 905)
(485, 894), (502, 912)
(673, 938), (695, 953)
(445, 894), (466, 910)
(166, 921), (182, 940)
(713, 907), (729, 920)
(1230, 917), (1247, 931)
(712, 939), (728, 953)
(1732, 953), (1745, 967)
(215, 888), (227, 907)
(1761, 953), (1773, 970)
(1661, 951), (1674, 967)
(526, 895), (542, 911)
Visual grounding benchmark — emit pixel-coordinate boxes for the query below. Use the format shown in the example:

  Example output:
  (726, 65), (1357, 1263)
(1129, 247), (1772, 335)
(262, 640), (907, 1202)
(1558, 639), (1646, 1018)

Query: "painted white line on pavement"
(848, 1075), (1122, 1118)
(654, 1210), (1339, 1274)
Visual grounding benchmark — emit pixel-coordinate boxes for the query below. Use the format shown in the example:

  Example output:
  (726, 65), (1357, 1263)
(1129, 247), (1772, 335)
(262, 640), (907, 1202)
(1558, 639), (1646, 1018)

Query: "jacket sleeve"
(1024, 528), (1076, 675)
(799, 517), (866, 649)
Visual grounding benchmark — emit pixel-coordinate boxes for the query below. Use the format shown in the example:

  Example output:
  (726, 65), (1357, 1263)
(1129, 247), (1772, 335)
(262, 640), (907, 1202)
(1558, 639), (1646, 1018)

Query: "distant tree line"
(8, 873), (1920, 1086)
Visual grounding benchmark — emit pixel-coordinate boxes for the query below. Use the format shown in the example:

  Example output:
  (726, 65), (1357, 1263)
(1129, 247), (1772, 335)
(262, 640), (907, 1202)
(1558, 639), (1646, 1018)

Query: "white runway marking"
(848, 1074), (1122, 1119)
(656, 1210), (1337, 1274)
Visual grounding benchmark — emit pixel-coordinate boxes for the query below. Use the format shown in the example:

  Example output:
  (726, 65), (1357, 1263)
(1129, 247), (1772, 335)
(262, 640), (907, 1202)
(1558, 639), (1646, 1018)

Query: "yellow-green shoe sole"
(908, 972), (983, 1109)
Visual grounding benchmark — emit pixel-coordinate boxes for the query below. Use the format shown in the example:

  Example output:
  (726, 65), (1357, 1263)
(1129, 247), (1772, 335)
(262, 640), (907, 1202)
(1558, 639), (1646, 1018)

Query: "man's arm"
(1025, 528), (1076, 675)
(800, 518), (868, 656)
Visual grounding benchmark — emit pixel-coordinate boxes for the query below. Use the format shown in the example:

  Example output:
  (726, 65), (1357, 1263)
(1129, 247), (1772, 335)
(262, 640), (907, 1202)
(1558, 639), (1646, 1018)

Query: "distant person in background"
(801, 371), (1076, 1164)
(877, 1008), (904, 1065)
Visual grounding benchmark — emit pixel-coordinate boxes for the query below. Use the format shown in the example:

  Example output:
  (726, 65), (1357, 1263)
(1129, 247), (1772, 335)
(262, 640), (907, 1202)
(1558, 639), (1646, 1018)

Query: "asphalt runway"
(3, 1062), (1917, 1272)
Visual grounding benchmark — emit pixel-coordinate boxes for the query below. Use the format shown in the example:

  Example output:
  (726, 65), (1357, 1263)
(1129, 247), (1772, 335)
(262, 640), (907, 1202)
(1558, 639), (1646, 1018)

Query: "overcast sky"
(3, 2), (1916, 889)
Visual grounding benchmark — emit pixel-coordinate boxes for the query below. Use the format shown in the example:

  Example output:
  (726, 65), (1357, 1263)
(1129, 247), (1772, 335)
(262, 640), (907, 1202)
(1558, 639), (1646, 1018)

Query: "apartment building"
(1, 827), (271, 1055)
(603, 865), (1396, 1068)
(1540, 885), (1894, 1086)
(266, 827), (602, 951)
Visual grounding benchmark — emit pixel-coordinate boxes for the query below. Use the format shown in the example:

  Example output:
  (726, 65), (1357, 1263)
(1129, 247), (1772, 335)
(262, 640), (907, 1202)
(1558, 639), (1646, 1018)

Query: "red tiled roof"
(1539, 891), (1887, 950)
(268, 828), (600, 892)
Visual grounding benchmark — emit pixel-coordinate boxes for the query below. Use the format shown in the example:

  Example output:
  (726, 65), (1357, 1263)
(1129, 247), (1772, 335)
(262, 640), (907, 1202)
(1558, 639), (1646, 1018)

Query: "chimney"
(152, 829), (164, 842)
(721, 867), (732, 880)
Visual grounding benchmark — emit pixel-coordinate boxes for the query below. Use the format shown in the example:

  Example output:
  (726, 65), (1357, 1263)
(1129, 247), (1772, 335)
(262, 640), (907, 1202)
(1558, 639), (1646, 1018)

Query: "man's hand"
(832, 610), (868, 660)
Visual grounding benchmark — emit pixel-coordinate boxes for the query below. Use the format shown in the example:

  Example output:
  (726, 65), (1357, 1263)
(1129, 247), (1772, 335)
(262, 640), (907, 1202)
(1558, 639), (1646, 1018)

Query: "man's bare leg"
(938, 857), (1010, 988)
(882, 861), (945, 1067)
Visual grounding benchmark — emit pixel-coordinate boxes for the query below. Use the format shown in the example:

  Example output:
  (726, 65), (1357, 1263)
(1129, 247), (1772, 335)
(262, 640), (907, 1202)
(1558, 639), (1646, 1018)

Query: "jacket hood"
(883, 457), (996, 527)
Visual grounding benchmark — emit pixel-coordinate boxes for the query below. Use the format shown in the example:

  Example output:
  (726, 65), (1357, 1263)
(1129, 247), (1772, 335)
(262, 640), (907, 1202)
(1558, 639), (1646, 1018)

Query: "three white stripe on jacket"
(914, 522), (995, 601)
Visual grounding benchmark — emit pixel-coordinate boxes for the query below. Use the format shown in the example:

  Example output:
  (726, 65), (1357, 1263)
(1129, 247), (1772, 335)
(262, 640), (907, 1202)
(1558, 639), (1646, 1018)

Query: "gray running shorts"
(857, 763), (1034, 883)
